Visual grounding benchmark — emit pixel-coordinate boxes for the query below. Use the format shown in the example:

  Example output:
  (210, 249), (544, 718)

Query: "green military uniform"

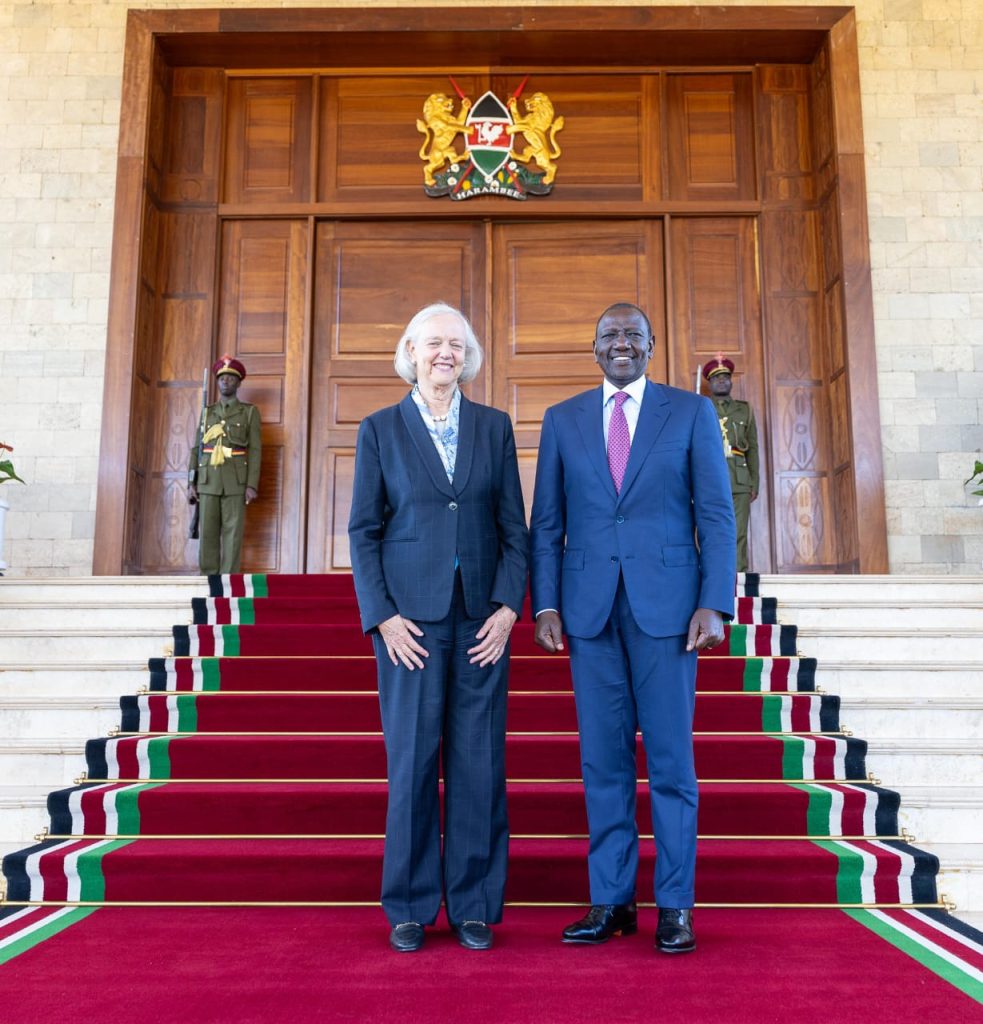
(189, 384), (262, 575)
(712, 396), (758, 573)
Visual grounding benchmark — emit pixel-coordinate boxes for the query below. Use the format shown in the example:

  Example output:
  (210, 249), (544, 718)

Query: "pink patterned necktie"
(607, 391), (631, 493)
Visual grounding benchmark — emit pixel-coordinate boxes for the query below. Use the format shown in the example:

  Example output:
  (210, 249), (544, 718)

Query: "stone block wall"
(0, 0), (980, 574)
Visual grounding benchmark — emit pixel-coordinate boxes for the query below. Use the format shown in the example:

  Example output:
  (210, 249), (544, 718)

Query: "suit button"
(610, 556), (619, 563)
(616, 515), (625, 524)
(448, 502), (458, 511)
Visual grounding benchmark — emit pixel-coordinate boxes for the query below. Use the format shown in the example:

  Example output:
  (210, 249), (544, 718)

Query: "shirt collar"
(411, 384), (461, 421)
(602, 374), (648, 407)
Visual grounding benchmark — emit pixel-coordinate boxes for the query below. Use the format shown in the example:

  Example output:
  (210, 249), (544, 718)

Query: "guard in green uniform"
(188, 355), (262, 574)
(703, 356), (758, 572)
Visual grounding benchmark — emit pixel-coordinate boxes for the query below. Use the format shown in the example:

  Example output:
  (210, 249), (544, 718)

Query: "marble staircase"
(0, 574), (980, 925)
(762, 576), (983, 926)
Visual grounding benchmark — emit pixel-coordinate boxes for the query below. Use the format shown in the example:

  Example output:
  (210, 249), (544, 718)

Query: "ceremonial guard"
(188, 355), (262, 574)
(703, 356), (759, 572)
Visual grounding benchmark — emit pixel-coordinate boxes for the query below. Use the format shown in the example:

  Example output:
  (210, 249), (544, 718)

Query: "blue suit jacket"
(348, 392), (529, 633)
(530, 379), (736, 639)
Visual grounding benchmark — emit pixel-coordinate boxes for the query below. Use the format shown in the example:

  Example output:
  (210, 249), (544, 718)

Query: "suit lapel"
(398, 392), (456, 499)
(451, 395), (475, 495)
(617, 380), (670, 501)
(574, 387), (618, 501)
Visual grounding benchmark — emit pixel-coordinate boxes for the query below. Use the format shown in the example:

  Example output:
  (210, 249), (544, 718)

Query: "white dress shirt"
(536, 375), (649, 617)
(602, 373), (647, 445)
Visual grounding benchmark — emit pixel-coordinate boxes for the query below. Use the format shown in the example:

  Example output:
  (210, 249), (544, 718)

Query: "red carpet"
(2, 571), (981, 1010)
(148, 652), (817, 692)
(0, 907), (979, 1021)
(3, 573), (934, 904)
(47, 781), (896, 838)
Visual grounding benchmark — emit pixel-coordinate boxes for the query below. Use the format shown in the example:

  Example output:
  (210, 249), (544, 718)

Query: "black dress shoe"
(655, 908), (696, 953)
(390, 921), (424, 952)
(562, 903), (638, 944)
(453, 920), (493, 950)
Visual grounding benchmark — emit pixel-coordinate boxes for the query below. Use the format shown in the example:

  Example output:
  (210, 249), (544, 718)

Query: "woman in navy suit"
(348, 303), (529, 953)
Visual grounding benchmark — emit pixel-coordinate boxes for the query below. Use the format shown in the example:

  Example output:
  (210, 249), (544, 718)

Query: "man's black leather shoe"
(454, 920), (493, 950)
(390, 921), (424, 952)
(562, 903), (638, 944)
(655, 908), (696, 953)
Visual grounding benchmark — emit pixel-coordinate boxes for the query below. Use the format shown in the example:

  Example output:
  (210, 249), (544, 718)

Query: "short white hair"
(393, 302), (483, 385)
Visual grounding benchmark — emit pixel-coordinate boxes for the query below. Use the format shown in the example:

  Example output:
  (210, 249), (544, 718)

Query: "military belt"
(202, 446), (248, 456)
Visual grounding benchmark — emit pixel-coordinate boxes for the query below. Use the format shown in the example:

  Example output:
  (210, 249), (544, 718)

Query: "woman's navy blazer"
(348, 392), (529, 633)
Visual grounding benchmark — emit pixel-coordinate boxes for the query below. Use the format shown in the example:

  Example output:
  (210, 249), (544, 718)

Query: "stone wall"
(0, 0), (980, 575)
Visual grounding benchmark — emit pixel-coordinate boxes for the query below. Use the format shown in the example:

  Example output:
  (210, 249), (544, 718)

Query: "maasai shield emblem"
(465, 91), (513, 182)
(416, 78), (563, 201)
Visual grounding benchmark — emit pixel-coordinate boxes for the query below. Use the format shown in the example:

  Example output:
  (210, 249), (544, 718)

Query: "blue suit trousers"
(374, 575), (509, 926)
(567, 577), (699, 908)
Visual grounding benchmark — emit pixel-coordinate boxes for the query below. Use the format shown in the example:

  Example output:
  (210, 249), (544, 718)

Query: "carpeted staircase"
(1, 574), (944, 909)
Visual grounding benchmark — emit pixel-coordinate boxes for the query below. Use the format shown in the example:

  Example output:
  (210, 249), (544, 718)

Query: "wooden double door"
(226, 214), (765, 574)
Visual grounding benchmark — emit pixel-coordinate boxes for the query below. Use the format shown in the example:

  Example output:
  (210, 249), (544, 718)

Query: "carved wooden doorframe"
(94, 6), (886, 574)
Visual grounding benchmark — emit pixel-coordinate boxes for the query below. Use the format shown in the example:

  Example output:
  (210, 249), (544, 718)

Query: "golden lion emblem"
(506, 92), (565, 185)
(416, 93), (472, 187)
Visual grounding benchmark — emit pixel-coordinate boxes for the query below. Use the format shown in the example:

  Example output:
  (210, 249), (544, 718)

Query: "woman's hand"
(378, 614), (429, 670)
(468, 606), (518, 667)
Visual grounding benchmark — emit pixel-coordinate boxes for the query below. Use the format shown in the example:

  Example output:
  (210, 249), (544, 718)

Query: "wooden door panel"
(665, 73), (756, 201)
(125, 209), (218, 575)
(307, 220), (487, 572)
(319, 74), (484, 200)
(668, 216), (770, 571)
(216, 219), (309, 573)
(491, 221), (665, 518)
(223, 78), (313, 204)
(490, 74), (653, 199)
(491, 220), (665, 453)
(159, 67), (224, 205)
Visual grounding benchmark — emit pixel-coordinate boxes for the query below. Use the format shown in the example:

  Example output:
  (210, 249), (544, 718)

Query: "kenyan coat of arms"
(416, 78), (564, 200)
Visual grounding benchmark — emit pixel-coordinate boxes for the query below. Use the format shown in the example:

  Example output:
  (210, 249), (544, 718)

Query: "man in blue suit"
(530, 302), (736, 954)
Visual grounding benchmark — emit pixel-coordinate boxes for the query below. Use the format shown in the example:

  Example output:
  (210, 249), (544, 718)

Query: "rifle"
(188, 367), (209, 540)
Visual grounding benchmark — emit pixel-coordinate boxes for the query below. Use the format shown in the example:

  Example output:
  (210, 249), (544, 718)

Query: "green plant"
(965, 459), (983, 501)
(0, 442), (24, 485)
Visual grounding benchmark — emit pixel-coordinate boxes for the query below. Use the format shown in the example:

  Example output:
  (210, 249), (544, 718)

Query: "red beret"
(702, 355), (735, 380)
(213, 354), (246, 380)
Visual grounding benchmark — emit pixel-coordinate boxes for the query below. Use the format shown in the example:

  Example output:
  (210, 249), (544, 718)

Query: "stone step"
(0, 786), (51, 848)
(0, 629), (173, 662)
(918, 843), (983, 918)
(0, 603), (191, 629)
(796, 628), (981, 662)
(0, 738), (87, 788)
(838, 697), (983, 739)
(778, 603), (983, 629)
(4, 626), (977, 664)
(0, 663), (147, 697)
(896, 787), (983, 846)
(760, 576), (983, 604)
(0, 578), (204, 604)
(0, 697), (120, 740)
(816, 663), (980, 699)
(864, 739), (982, 788)
(3, 694), (978, 745)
